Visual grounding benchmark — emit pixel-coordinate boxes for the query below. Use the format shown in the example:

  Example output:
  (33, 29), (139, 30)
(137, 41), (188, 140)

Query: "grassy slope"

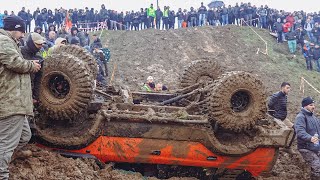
(235, 27), (320, 119)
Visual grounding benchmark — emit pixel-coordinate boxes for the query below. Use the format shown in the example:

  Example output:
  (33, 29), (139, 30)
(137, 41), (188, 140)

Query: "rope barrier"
(300, 77), (320, 95)
(241, 19), (268, 55)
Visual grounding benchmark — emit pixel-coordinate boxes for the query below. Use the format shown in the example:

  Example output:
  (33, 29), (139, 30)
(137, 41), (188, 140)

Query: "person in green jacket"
(141, 76), (156, 92)
(0, 16), (41, 180)
(147, 4), (156, 28)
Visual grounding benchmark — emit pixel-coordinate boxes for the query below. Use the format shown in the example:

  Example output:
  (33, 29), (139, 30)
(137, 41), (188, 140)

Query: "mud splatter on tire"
(209, 71), (267, 132)
(51, 45), (98, 78)
(39, 53), (94, 120)
(179, 60), (223, 88)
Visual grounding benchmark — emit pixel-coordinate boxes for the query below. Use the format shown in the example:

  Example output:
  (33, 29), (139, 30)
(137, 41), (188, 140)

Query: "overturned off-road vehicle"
(33, 46), (293, 179)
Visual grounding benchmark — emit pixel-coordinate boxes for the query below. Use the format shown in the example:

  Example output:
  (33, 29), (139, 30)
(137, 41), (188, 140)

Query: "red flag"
(65, 12), (72, 32)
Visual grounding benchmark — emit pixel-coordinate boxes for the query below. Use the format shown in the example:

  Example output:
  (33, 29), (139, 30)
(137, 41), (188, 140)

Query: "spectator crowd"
(0, 2), (320, 71)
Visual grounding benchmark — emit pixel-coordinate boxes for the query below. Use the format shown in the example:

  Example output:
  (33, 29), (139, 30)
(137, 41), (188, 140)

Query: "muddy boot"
(11, 150), (33, 162)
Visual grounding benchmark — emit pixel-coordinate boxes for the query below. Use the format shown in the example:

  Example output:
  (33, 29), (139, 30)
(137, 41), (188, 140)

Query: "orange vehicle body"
(43, 136), (278, 177)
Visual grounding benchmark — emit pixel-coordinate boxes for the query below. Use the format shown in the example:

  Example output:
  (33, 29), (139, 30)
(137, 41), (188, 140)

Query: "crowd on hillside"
(0, 3), (320, 71)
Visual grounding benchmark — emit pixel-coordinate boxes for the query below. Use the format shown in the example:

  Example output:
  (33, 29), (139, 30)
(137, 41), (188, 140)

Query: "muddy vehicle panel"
(33, 46), (293, 179)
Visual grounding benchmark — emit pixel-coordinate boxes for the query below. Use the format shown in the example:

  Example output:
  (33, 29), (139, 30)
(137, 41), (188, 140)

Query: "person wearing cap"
(294, 97), (320, 180)
(0, 15), (41, 180)
(268, 82), (296, 154)
(20, 33), (46, 103)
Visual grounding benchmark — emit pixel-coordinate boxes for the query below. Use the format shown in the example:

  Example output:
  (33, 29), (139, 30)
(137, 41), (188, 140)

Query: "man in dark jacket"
(176, 8), (184, 28)
(233, 3), (240, 25)
(273, 18), (283, 43)
(18, 7), (28, 32)
(294, 97), (320, 180)
(33, 8), (41, 27)
(155, 7), (162, 29)
(268, 82), (295, 154)
(313, 45), (320, 72)
(296, 26), (306, 52)
(198, 2), (207, 26)
(26, 10), (33, 33)
(286, 28), (297, 54)
(54, 9), (63, 30)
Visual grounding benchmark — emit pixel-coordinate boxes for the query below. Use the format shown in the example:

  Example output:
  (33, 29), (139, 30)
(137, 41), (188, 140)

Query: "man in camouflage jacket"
(0, 16), (41, 180)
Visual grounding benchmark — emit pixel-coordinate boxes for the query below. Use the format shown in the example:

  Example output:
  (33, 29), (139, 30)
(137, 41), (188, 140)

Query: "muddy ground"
(10, 25), (320, 179)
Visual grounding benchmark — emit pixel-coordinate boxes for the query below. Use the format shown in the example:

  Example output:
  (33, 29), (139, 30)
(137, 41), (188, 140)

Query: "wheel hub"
(231, 90), (250, 112)
(48, 74), (70, 99)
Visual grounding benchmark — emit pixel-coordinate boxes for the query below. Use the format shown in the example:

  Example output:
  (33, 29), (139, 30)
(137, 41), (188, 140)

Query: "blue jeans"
(248, 14), (252, 26)
(126, 22), (130, 30)
(156, 20), (161, 29)
(222, 15), (228, 26)
(307, 31), (314, 42)
(198, 14), (206, 26)
(178, 19), (183, 28)
(277, 32), (283, 43)
(40, 22), (48, 32)
(259, 16), (267, 28)
(316, 58), (320, 72)
(190, 17), (196, 27)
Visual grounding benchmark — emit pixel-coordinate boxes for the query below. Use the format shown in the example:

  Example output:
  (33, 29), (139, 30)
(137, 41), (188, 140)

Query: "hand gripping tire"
(50, 45), (98, 78)
(209, 71), (267, 132)
(39, 53), (94, 120)
(179, 60), (223, 88)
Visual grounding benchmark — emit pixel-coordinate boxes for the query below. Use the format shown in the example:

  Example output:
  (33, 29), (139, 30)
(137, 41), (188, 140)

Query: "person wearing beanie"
(20, 33), (46, 103)
(268, 82), (296, 154)
(0, 15), (41, 180)
(294, 97), (320, 180)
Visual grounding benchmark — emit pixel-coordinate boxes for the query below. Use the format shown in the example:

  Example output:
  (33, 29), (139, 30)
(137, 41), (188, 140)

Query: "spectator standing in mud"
(268, 82), (296, 154)
(294, 97), (320, 180)
(0, 16), (41, 180)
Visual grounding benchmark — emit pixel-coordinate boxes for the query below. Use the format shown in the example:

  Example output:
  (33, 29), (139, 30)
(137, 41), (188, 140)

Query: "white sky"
(1, 0), (320, 14)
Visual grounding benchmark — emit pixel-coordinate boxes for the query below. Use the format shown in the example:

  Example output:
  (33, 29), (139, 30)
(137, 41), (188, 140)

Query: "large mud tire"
(209, 71), (267, 132)
(179, 60), (223, 88)
(51, 45), (98, 78)
(39, 53), (94, 120)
